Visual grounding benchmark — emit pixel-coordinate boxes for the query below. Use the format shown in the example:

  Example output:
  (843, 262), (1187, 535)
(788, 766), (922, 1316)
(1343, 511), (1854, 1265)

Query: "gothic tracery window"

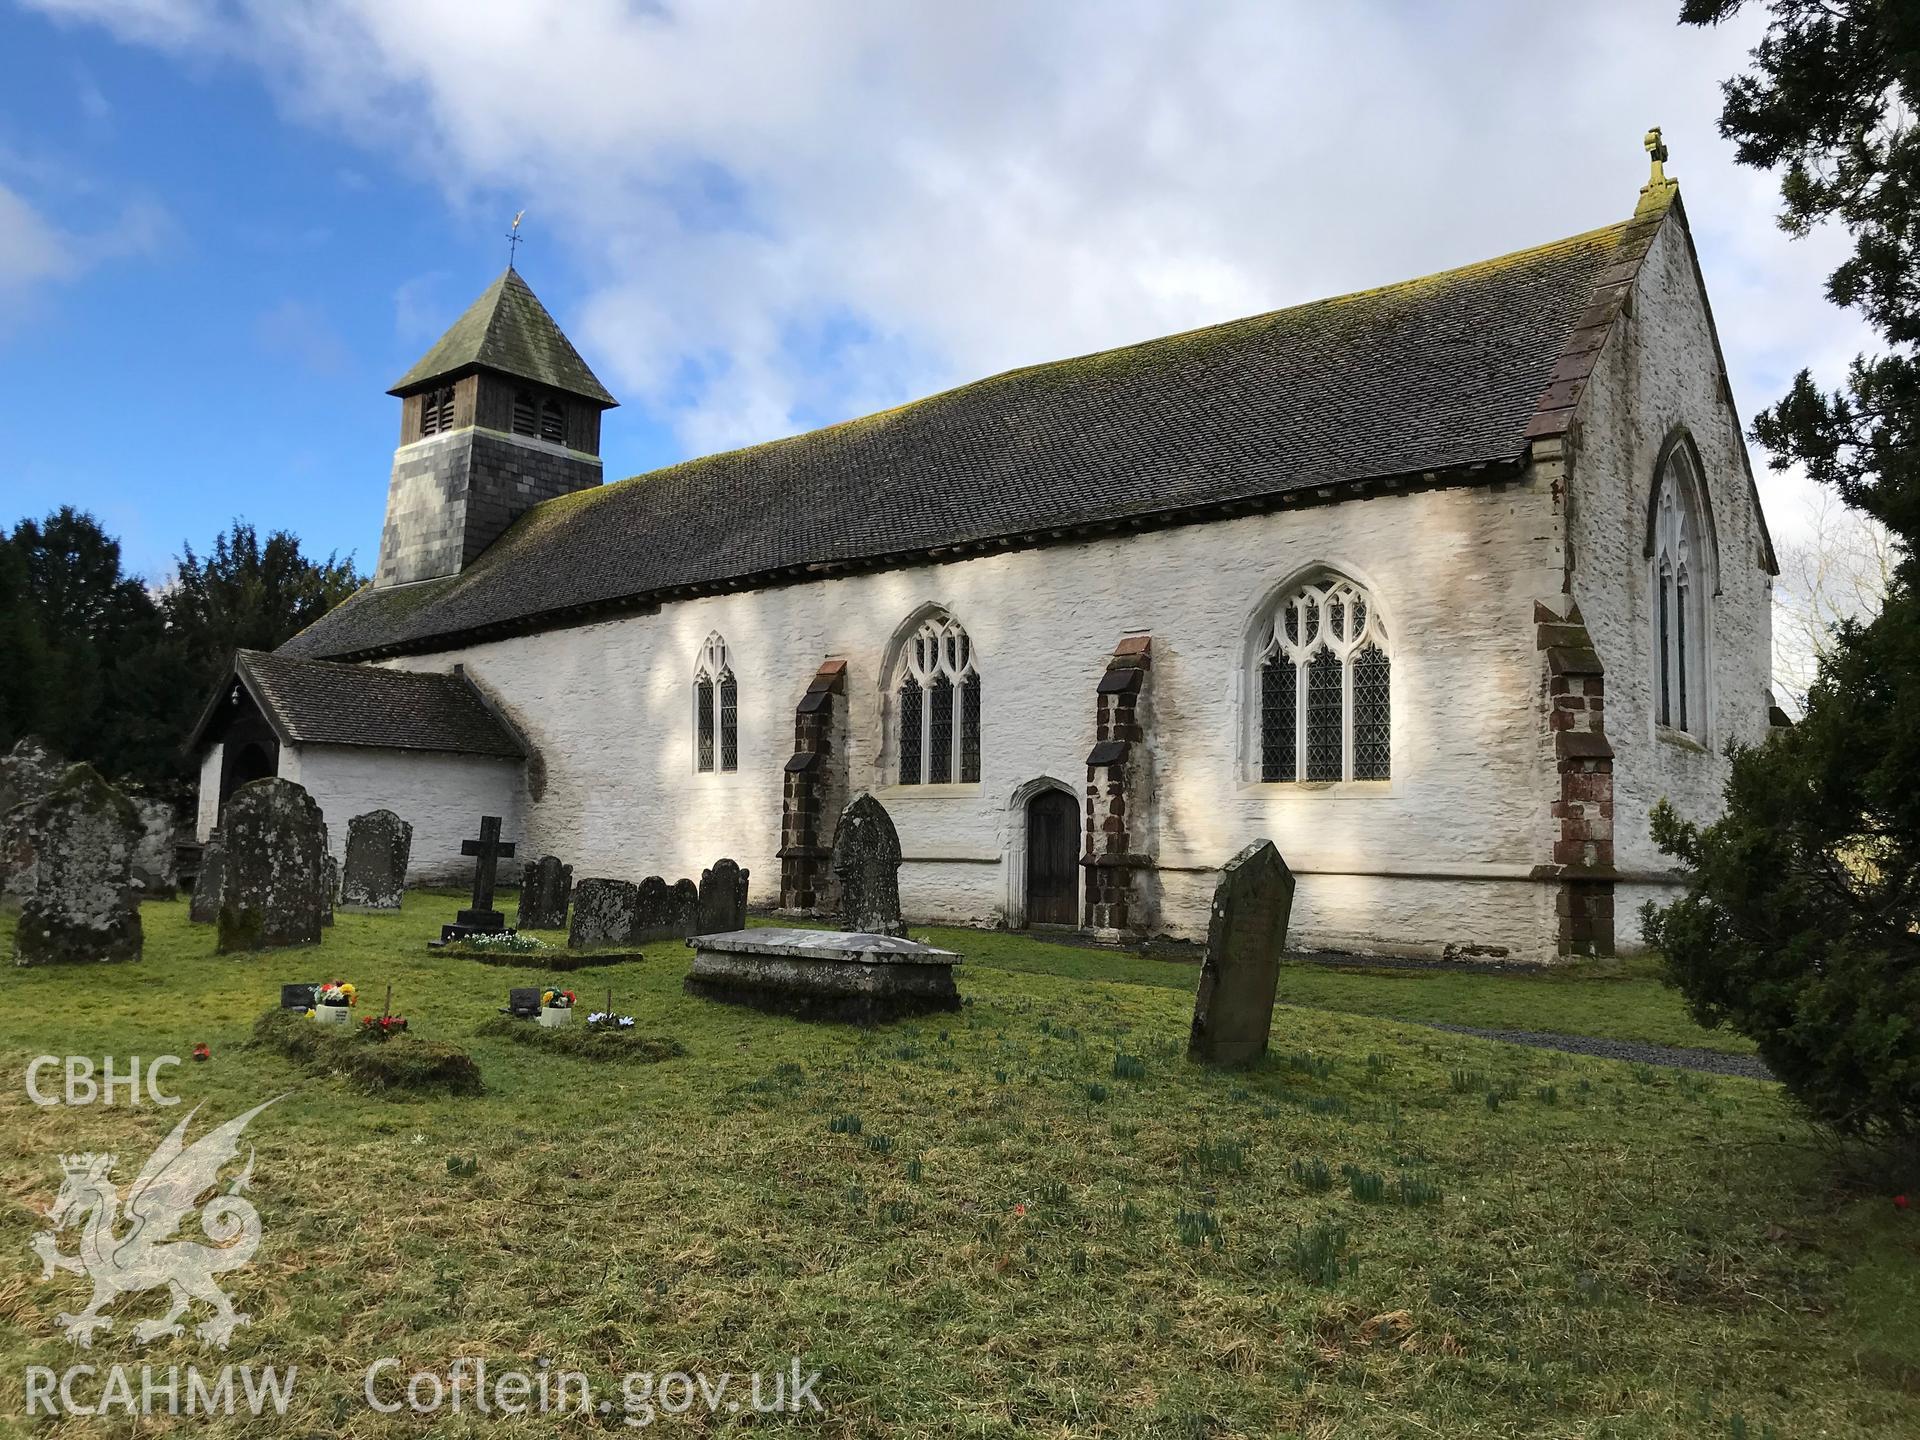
(693, 632), (737, 774)
(1652, 450), (1709, 738)
(1255, 575), (1390, 783)
(895, 612), (981, 785)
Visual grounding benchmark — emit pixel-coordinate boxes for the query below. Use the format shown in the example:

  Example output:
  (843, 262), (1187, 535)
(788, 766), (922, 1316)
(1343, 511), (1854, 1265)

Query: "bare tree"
(1772, 492), (1897, 712)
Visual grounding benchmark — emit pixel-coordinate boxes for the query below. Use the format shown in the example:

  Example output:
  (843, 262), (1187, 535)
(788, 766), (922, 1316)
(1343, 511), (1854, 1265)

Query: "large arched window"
(895, 612), (981, 785)
(1651, 449), (1711, 738)
(692, 632), (737, 774)
(1255, 575), (1390, 783)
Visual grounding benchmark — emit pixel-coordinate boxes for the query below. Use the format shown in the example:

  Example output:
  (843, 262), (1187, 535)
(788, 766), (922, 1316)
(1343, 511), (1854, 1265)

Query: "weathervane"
(506, 210), (525, 269)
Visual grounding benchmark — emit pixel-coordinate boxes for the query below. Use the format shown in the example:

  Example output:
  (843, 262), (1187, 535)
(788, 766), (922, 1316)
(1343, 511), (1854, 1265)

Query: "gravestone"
(633, 875), (701, 943)
(696, 859), (750, 935)
(321, 856), (338, 927)
(1187, 840), (1295, 1067)
(505, 987), (542, 1019)
(281, 983), (318, 1011)
(569, 878), (638, 949)
(342, 809), (412, 910)
(127, 794), (178, 898)
(216, 778), (330, 953)
(831, 794), (906, 937)
(189, 828), (226, 924)
(12, 764), (143, 966)
(517, 855), (572, 930)
(1, 735), (67, 905)
(439, 815), (516, 944)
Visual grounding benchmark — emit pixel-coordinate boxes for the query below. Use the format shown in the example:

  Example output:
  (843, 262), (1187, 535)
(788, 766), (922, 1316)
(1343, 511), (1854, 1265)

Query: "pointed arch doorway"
(1024, 787), (1080, 928)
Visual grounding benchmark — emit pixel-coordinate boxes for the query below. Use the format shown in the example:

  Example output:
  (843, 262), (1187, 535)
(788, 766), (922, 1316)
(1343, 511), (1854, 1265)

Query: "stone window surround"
(1645, 433), (1718, 747)
(1244, 567), (1394, 787)
(691, 631), (738, 775)
(886, 608), (982, 788)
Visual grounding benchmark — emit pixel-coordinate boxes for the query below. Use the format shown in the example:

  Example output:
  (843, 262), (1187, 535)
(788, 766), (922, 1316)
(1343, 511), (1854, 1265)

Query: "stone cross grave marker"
(448, 815), (515, 941)
(1187, 839), (1295, 1066)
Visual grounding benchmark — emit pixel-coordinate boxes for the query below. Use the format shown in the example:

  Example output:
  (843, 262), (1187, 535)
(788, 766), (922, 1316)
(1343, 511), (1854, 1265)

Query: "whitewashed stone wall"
(1566, 215), (1775, 948)
(359, 471), (1574, 959)
(290, 744), (524, 884)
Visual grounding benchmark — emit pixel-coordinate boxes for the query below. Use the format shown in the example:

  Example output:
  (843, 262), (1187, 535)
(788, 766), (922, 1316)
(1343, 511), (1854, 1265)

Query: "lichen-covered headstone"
(216, 778), (330, 952)
(697, 858), (750, 935)
(12, 764), (143, 966)
(189, 829), (225, 924)
(127, 794), (178, 898)
(568, 878), (637, 949)
(633, 874), (701, 942)
(1, 734), (68, 905)
(517, 855), (572, 930)
(1187, 840), (1295, 1067)
(831, 794), (906, 937)
(341, 809), (412, 910)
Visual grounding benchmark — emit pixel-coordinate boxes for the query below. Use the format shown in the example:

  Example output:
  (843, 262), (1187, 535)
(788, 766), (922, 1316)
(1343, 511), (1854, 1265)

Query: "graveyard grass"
(0, 898), (1914, 1438)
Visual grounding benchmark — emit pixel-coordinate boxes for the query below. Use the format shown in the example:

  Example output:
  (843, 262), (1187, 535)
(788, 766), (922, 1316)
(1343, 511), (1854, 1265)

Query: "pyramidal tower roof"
(389, 267), (616, 407)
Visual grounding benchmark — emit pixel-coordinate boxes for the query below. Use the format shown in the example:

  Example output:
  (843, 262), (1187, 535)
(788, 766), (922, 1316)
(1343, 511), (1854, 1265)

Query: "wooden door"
(1025, 789), (1080, 927)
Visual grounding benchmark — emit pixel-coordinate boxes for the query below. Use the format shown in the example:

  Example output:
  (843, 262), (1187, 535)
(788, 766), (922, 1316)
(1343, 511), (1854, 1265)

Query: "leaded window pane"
(695, 678), (715, 773)
(719, 672), (738, 772)
(1260, 655), (1297, 782)
(898, 680), (922, 784)
(1305, 649), (1343, 781)
(1353, 645), (1390, 780)
(1658, 573), (1672, 727)
(960, 674), (981, 783)
(1676, 580), (1689, 732)
(928, 675), (954, 784)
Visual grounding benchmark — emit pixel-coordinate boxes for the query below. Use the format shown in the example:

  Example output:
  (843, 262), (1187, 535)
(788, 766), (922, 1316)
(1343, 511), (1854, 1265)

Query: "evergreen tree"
(1648, 1), (1919, 1162)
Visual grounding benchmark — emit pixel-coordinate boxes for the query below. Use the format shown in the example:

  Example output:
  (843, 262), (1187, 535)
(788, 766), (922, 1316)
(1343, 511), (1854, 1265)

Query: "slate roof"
(389, 267), (617, 406)
(187, 650), (525, 757)
(288, 211), (1651, 662)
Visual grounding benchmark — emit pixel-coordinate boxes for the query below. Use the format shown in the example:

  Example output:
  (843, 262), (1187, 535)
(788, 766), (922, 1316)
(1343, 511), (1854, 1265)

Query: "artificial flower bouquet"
(359, 1013), (409, 1040)
(586, 1011), (637, 1030)
(538, 988), (577, 1028)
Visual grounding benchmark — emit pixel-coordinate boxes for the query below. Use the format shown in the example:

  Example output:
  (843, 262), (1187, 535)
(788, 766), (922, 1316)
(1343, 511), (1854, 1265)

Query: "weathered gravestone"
(1, 734), (68, 905)
(831, 794), (906, 937)
(517, 855), (572, 930)
(568, 878), (638, 949)
(216, 778), (330, 952)
(1187, 839), (1295, 1067)
(321, 855), (338, 927)
(634, 875), (700, 943)
(12, 764), (143, 966)
(127, 794), (178, 898)
(697, 858), (750, 935)
(189, 828), (226, 923)
(341, 809), (412, 910)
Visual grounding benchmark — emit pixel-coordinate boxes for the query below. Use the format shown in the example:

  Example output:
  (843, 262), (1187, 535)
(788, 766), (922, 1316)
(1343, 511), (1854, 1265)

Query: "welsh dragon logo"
(29, 1098), (281, 1348)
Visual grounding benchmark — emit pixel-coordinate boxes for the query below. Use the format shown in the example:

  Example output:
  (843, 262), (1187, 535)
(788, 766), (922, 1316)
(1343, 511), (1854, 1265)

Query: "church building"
(189, 140), (1777, 963)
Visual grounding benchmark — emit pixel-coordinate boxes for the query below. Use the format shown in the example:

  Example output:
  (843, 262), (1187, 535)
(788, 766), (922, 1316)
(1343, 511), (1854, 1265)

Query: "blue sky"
(0, 1), (1870, 584)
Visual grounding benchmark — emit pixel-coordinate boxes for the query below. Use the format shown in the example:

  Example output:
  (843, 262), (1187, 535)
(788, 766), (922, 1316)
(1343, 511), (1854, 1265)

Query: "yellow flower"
(305, 1008), (316, 1018)
(542, 990), (555, 1005)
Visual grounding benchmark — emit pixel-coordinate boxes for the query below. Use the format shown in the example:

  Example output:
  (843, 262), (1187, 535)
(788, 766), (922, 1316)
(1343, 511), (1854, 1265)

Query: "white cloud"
(22, 0), (1878, 548)
(0, 179), (168, 330)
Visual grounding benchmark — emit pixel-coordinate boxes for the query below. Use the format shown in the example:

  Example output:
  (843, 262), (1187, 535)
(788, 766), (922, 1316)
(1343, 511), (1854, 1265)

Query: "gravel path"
(1405, 1019), (1776, 1081)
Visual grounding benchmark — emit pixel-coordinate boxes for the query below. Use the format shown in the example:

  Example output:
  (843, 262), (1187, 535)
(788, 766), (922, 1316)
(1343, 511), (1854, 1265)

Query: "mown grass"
(0, 895), (1912, 1437)
(937, 925), (1758, 1056)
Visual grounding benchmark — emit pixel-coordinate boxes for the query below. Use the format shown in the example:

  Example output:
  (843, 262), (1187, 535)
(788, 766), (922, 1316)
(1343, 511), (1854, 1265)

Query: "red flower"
(191, 1043), (210, 1061)
(1897, 1195), (1910, 1211)
(1012, 1202), (1026, 1217)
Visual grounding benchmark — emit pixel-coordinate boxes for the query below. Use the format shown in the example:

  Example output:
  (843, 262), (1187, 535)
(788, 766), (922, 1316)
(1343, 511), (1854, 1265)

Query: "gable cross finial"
(1643, 127), (1670, 189)
(505, 210), (526, 269)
